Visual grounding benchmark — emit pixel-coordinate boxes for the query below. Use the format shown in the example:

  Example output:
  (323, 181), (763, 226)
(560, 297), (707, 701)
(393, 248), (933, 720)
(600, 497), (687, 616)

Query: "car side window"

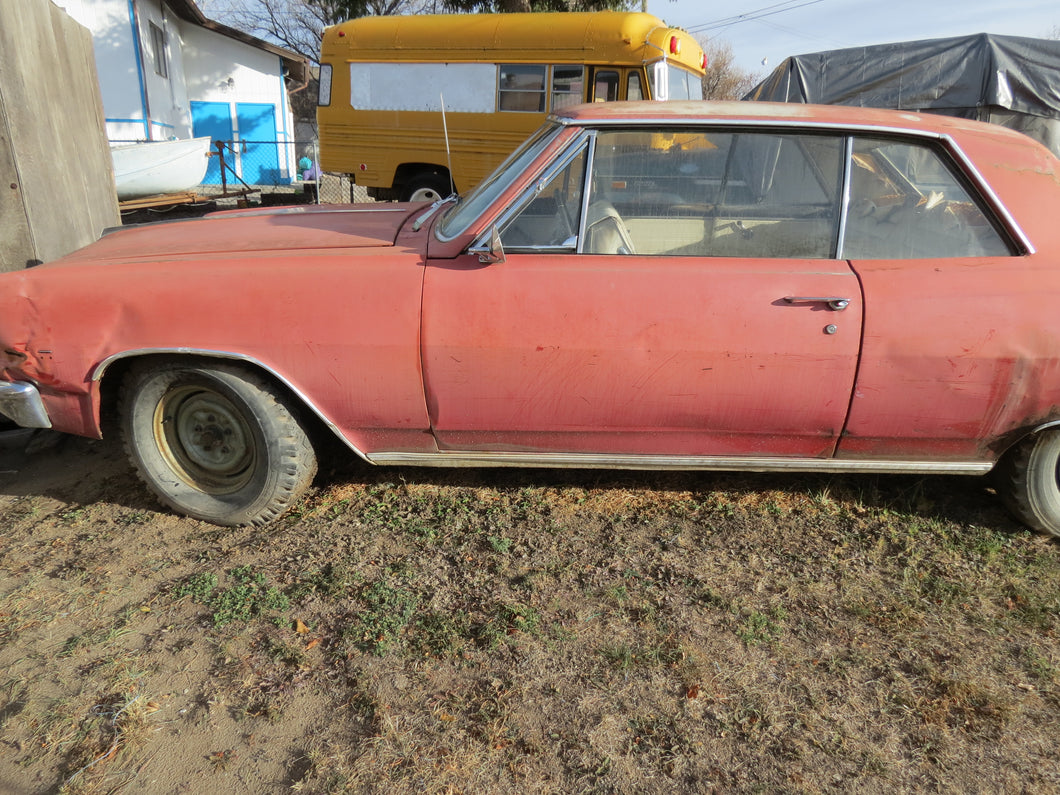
(585, 130), (845, 258)
(843, 138), (1011, 259)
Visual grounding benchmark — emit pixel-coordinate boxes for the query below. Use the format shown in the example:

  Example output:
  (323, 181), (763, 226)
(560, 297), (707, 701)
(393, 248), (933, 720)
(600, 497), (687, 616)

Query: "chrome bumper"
(0, 381), (52, 429)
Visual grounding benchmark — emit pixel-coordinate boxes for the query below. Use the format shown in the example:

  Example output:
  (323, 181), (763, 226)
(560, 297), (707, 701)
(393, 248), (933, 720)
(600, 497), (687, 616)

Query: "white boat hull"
(111, 137), (211, 200)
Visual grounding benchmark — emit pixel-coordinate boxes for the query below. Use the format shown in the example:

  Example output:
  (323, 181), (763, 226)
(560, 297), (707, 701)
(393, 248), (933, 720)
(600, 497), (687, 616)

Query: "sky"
(645, 0), (1060, 77)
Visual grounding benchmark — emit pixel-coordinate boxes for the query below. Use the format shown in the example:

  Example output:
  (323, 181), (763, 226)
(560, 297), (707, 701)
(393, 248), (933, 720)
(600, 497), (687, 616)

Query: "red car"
(1, 101), (1058, 533)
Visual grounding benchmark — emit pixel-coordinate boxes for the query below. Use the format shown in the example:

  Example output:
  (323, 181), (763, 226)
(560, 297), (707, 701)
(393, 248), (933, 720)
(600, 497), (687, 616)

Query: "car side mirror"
(474, 225), (506, 264)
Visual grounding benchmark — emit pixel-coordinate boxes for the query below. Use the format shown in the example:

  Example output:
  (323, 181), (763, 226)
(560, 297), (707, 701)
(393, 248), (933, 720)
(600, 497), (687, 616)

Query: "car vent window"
(500, 147), (587, 252)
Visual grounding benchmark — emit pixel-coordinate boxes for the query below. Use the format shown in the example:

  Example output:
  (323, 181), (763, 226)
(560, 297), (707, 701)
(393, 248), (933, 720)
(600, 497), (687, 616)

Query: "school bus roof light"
(669, 36), (681, 55)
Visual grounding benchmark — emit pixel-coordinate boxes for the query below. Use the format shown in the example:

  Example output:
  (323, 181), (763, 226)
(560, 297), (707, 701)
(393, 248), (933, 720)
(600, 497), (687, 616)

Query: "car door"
(421, 128), (862, 459)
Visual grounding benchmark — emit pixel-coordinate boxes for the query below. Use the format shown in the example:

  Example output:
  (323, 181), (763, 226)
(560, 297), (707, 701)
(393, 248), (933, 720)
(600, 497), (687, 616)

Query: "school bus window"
(628, 72), (643, 101)
(499, 65), (547, 112)
(551, 65), (585, 110)
(594, 70), (620, 102)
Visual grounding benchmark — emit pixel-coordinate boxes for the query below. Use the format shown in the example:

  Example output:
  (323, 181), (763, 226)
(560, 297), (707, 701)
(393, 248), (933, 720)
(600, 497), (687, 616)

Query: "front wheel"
(120, 361), (317, 526)
(994, 429), (1060, 537)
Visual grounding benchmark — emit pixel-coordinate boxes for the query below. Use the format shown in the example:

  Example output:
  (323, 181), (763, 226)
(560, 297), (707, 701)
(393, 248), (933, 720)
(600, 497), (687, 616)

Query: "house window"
(150, 22), (168, 79)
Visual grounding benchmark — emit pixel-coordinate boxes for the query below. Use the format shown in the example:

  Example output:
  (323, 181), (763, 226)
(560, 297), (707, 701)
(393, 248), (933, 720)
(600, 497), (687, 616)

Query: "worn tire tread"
(119, 360), (317, 526)
(994, 432), (1060, 538)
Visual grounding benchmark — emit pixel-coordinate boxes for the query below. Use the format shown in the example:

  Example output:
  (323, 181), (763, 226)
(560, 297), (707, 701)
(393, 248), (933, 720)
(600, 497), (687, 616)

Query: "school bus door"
(588, 67), (647, 101)
(589, 67), (620, 101)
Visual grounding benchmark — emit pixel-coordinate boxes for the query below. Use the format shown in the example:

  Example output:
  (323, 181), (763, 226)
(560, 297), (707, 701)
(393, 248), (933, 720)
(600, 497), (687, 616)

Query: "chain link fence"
(199, 140), (371, 205)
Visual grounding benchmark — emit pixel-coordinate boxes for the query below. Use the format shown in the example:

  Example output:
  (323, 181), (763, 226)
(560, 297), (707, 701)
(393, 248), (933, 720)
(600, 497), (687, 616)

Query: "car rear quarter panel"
(840, 126), (1060, 461)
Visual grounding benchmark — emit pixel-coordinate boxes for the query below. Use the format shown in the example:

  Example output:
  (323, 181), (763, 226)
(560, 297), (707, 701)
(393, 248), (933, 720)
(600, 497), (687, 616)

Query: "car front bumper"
(0, 381), (52, 429)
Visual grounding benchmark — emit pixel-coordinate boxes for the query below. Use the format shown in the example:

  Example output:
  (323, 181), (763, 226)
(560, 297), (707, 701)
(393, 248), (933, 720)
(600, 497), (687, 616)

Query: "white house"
(53, 0), (307, 185)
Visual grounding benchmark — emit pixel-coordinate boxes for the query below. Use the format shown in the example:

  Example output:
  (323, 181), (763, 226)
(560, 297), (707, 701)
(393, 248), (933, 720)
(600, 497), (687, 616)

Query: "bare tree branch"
(698, 38), (761, 101)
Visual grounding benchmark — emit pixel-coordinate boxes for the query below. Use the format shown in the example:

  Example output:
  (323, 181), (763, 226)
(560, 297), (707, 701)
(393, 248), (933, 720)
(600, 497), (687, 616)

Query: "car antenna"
(440, 92), (455, 197)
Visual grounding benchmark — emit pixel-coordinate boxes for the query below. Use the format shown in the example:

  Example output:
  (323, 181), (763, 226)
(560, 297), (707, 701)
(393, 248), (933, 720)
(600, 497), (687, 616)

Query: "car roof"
(552, 100), (1029, 143)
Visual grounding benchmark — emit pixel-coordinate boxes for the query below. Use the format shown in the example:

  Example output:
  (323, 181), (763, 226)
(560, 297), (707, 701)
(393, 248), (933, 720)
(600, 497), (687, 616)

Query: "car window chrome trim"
(91, 348), (371, 461)
(942, 137), (1035, 255)
(365, 450), (993, 474)
(576, 130), (598, 254)
(470, 132), (592, 253)
(551, 115), (1035, 256)
(835, 135), (854, 260)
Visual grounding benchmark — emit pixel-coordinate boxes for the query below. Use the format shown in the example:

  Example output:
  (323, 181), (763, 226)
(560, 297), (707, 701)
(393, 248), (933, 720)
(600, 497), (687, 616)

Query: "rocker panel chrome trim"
(366, 451), (993, 474)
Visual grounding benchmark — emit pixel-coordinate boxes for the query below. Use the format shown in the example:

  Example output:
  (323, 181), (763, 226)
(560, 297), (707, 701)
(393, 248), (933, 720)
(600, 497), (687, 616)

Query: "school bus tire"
(401, 171), (452, 203)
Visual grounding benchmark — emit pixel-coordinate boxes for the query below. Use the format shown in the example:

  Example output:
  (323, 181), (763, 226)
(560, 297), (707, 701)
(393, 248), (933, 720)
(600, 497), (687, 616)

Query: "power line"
(685, 0), (829, 35)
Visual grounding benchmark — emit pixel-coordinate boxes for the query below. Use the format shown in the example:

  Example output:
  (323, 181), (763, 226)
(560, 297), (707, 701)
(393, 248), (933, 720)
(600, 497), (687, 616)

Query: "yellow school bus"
(317, 12), (707, 201)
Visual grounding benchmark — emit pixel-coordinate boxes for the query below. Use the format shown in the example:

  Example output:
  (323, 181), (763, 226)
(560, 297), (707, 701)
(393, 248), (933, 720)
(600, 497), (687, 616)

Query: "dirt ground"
(0, 429), (1058, 794)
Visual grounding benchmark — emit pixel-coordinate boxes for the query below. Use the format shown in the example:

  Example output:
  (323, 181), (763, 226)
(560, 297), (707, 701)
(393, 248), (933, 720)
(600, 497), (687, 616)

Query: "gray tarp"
(746, 33), (1060, 156)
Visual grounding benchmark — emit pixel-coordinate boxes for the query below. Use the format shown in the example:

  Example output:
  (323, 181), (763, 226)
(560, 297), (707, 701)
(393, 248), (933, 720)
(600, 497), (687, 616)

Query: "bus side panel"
(320, 110), (546, 195)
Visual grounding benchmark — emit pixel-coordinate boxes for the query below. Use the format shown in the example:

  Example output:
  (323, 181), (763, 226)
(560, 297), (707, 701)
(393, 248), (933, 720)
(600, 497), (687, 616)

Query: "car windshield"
(436, 123), (563, 239)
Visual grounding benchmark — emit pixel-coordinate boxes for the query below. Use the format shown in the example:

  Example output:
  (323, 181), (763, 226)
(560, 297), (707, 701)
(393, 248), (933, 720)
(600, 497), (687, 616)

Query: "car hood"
(49, 203), (423, 266)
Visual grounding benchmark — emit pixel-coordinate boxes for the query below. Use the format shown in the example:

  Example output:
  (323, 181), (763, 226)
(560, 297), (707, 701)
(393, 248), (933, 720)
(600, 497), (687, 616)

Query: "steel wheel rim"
(154, 385), (256, 494)
(409, 186), (442, 202)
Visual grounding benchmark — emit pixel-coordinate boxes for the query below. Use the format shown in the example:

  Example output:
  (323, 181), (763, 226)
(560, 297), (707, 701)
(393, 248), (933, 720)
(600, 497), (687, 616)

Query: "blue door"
(190, 101), (233, 185)
(236, 103), (284, 185)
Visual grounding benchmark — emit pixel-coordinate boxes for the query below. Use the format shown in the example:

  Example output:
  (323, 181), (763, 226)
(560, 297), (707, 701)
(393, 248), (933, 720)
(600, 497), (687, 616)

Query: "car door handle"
(783, 296), (850, 311)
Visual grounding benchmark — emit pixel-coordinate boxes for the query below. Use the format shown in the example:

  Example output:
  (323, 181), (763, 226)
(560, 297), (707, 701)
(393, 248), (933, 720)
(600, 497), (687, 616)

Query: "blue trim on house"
(149, 121), (176, 130)
(127, 0), (150, 139)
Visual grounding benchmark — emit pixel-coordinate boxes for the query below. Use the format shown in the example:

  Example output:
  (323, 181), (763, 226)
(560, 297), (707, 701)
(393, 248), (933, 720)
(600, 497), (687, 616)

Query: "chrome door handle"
(783, 296), (850, 311)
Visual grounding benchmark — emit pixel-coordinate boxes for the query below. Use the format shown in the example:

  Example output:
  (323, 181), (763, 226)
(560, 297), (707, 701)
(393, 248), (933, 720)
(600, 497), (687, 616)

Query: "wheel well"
(97, 353), (356, 463)
(989, 420), (1060, 469)
(393, 163), (452, 192)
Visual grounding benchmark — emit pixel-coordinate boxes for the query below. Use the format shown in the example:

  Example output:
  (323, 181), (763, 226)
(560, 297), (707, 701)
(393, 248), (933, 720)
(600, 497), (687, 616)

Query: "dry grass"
(0, 435), (1059, 792)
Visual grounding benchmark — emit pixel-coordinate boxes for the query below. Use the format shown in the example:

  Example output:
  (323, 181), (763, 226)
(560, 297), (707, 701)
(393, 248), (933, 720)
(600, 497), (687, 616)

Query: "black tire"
(120, 361), (317, 526)
(400, 171), (452, 203)
(994, 429), (1060, 537)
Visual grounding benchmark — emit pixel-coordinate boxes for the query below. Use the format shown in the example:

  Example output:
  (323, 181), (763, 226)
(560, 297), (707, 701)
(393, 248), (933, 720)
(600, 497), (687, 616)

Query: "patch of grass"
(288, 563), (359, 600)
(174, 566), (289, 628)
(735, 606), (787, 646)
(599, 637), (685, 672)
(344, 577), (420, 655)
(487, 534), (512, 554)
(1022, 646), (1059, 687)
(477, 603), (542, 649)
(413, 610), (473, 659)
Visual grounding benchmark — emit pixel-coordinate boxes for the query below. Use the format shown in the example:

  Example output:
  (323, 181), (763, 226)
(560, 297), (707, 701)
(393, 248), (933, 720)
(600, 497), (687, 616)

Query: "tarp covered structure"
(746, 34), (1060, 157)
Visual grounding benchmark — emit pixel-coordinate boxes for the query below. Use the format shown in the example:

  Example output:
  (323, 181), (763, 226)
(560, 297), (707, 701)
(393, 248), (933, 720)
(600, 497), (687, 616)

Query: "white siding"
(135, 0), (192, 138)
(53, 0), (147, 139)
(51, 0), (295, 160)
